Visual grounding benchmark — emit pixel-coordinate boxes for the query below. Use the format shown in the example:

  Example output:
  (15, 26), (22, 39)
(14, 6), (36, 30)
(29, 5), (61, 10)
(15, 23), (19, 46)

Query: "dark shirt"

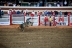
(1, 11), (4, 15)
(54, 11), (58, 15)
(0, 10), (1, 15)
(0, 9), (2, 18)
(64, 12), (68, 15)
(17, 11), (20, 14)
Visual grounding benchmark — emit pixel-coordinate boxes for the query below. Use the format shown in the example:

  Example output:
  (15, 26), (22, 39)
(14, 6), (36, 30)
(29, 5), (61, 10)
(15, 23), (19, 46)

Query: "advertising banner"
(12, 14), (24, 24)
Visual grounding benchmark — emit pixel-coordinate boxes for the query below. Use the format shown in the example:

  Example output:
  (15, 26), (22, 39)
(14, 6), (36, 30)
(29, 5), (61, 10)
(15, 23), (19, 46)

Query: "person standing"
(25, 9), (29, 16)
(44, 16), (48, 26)
(16, 9), (20, 14)
(59, 11), (62, 17)
(49, 16), (52, 26)
(12, 9), (16, 14)
(8, 9), (12, 15)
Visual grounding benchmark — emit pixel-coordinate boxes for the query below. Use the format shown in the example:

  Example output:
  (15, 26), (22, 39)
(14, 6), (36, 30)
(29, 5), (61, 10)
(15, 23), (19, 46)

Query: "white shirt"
(57, 4), (60, 7)
(13, 4), (16, 7)
(64, 1), (67, 5)
(32, 11), (35, 15)
(8, 10), (11, 14)
(49, 4), (51, 7)
(54, 2), (57, 6)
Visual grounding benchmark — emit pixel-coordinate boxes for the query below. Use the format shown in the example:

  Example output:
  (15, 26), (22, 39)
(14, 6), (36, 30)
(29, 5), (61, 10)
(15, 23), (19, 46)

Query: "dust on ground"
(0, 28), (72, 48)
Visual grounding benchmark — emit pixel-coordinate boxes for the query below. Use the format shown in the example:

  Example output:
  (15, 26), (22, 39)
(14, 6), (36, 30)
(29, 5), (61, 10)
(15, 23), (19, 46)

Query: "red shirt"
(68, 12), (71, 16)
(53, 12), (55, 16)
(30, 13), (34, 17)
(44, 16), (48, 22)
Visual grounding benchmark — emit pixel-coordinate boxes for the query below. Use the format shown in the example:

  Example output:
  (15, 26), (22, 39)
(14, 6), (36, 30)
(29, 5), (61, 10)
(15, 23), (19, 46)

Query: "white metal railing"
(0, 6), (72, 8)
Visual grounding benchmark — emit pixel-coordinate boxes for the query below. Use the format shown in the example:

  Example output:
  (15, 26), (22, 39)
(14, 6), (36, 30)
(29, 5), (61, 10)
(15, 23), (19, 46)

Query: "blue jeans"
(45, 22), (46, 26)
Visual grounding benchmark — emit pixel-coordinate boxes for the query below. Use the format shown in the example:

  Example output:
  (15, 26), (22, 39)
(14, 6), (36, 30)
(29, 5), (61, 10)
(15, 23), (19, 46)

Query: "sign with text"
(0, 18), (10, 25)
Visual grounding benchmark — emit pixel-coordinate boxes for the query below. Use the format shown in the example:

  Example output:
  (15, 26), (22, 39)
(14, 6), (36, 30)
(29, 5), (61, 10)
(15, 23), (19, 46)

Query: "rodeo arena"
(0, 0), (72, 48)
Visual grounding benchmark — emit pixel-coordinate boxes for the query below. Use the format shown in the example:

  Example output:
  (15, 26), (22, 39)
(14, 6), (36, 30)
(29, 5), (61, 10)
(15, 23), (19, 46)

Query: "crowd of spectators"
(0, 0), (72, 7)
(7, 9), (28, 15)
(42, 10), (69, 17)
(0, 8), (71, 18)
(7, 9), (70, 17)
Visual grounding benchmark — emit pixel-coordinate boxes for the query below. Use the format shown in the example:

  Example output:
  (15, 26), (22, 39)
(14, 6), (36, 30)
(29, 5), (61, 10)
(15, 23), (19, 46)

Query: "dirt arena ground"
(0, 25), (72, 48)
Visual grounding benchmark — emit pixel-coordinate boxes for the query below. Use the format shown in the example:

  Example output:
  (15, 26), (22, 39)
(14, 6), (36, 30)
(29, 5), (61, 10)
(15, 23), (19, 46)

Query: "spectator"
(31, 11), (35, 17)
(25, 9), (29, 16)
(16, 9), (20, 14)
(24, 12), (26, 16)
(12, 9), (16, 14)
(57, 4), (60, 7)
(13, 3), (16, 7)
(17, 4), (20, 6)
(51, 11), (53, 16)
(45, 2), (48, 7)
(58, 16), (64, 25)
(64, 0), (67, 6)
(57, 1), (60, 5)
(44, 16), (48, 26)
(53, 11), (55, 16)
(39, 0), (43, 6)
(1, 11), (4, 15)
(21, 10), (24, 14)
(7, 1), (13, 6)
(44, 10), (48, 16)
(37, 2), (39, 7)
(7, 1), (10, 6)
(48, 4), (52, 7)
(37, 11), (41, 16)
(28, 2), (31, 6)
(59, 11), (62, 17)
(60, 1), (63, 6)
(42, 11), (44, 16)
(34, 2), (37, 7)
(49, 16), (52, 26)
(57, 1), (60, 7)
(64, 11), (68, 17)
(54, 10), (58, 17)
(48, 11), (51, 16)
(0, 8), (2, 18)
(54, 1), (57, 6)
(4, 1), (7, 6)
(8, 9), (12, 15)
(54, 19), (57, 26)
(68, 12), (71, 16)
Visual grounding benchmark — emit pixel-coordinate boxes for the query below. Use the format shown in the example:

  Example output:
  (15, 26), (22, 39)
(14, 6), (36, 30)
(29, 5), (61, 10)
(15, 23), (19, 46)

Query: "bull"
(18, 18), (33, 31)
